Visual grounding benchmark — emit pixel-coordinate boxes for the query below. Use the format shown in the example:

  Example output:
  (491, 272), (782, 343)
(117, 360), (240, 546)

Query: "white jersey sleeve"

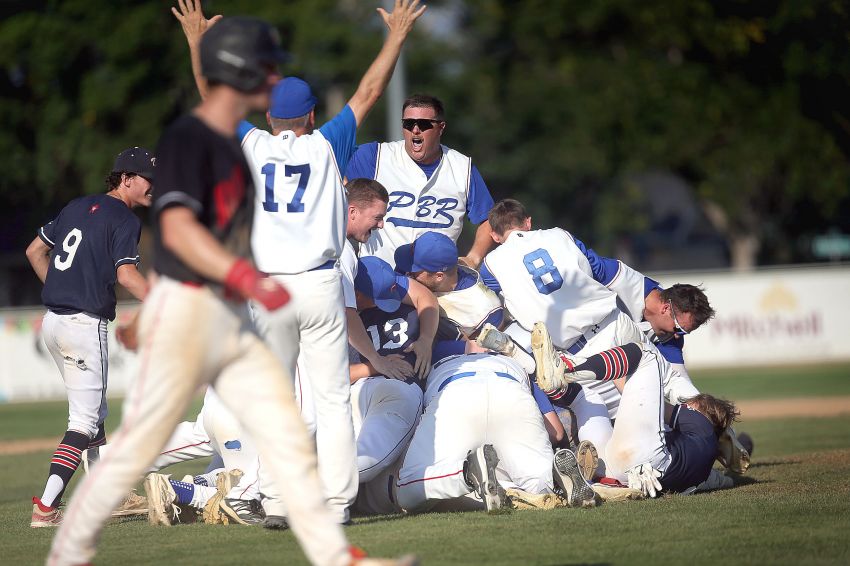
(340, 239), (358, 309)
(242, 128), (347, 273)
(483, 229), (618, 349)
(606, 261), (646, 322)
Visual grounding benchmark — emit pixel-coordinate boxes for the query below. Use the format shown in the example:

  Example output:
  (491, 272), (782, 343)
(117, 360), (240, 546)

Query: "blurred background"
(1, 0), (849, 308)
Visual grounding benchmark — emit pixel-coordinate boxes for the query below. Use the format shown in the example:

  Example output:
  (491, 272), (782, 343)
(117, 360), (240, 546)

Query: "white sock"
(190, 485), (220, 509)
(40, 475), (65, 507)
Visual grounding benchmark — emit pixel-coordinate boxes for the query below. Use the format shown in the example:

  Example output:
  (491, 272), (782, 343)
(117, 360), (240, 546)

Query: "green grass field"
(1, 365), (848, 565)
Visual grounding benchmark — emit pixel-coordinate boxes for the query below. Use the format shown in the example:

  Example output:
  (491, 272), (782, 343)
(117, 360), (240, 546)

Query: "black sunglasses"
(401, 118), (442, 132)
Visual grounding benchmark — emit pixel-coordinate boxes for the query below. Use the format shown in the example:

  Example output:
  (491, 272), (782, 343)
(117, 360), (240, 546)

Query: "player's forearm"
(463, 221), (497, 269)
(159, 208), (237, 282)
(25, 238), (51, 283)
(116, 264), (149, 301)
(347, 33), (407, 126)
(543, 411), (567, 448)
(349, 362), (375, 383)
(187, 39), (209, 101)
(346, 308), (382, 363)
(407, 280), (438, 345)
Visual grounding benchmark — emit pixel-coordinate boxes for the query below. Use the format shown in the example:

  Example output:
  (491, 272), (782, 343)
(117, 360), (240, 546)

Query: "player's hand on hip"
(378, 0), (427, 38)
(626, 463), (663, 498)
(224, 259), (291, 311)
(171, 0), (223, 45)
(404, 338), (432, 380)
(372, 354), (414, 380)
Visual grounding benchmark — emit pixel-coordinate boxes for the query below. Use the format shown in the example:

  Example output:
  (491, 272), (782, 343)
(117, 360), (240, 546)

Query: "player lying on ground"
(396, 352), (597, 513)
(532, 323), (739, 496)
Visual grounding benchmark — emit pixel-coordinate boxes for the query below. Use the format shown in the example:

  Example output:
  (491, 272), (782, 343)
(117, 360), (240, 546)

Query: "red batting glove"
(224, 258), (291, 311)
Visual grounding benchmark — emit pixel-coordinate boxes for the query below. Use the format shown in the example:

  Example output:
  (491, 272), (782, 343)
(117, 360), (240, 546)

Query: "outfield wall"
(2, 264), (849, 402)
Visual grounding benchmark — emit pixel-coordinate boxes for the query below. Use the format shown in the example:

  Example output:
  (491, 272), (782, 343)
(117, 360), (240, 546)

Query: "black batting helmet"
(200, 17), (287, 93)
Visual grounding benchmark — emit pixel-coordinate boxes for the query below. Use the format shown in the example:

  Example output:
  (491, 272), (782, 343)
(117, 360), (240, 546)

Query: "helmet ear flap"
(200, 16), (287, 93)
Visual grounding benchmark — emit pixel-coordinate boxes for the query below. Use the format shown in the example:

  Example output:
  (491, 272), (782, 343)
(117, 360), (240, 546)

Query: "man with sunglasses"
(344, 94), (496, 270)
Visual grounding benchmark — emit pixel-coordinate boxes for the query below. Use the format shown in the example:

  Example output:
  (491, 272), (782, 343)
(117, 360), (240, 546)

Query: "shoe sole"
(553, 449), (597, 508)
(263, 516), (289, 530)
(31, 519), (61, 528)
(470, 445), (505, 512)
(143, 474), (173, 526)
(575, 441), (599, 482)
(531, 322), (557, 391)
(477, 324), (508, 353)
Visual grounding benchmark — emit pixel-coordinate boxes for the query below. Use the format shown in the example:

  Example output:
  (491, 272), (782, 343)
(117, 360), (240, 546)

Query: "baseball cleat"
(112, 490), (148, 517)
(531, 322), (570, 391)
(263, 515), (289, 530)
(31, 497), (62, 528)
(220, 498), (265, 525)
(553, 448), (598, 508)
(464, 444), (506, 512)
(575, 440), (599, 482)
(144, 473), (180, 526)
(476, 323), (514, 355)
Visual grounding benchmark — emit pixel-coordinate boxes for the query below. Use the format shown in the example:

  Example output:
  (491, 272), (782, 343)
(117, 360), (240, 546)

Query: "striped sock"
(568, 342), (643, 382)
(41, 430), (89, 507)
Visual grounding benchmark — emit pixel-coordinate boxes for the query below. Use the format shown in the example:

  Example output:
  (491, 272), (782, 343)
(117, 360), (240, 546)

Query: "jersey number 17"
(261, 163), (311, 213)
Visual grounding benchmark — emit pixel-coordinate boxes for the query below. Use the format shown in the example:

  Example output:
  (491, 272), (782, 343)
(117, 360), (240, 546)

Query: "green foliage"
(0, 0), (848, 267)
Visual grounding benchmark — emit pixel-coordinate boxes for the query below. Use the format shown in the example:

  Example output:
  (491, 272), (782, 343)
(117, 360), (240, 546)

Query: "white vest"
(436, 266), (502, 336)
(361, 140), (471, 265)
(484, 228), (618, 349)
(242, 127), (347, 273)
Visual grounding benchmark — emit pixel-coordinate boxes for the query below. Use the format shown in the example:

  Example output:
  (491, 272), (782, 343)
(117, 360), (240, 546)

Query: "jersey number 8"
(54, 228), (83, 271)
(523, 248), (563, 295)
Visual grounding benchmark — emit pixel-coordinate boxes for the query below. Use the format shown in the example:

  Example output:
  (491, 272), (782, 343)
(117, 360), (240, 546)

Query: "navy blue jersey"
(360, 304), (421, 364)
(661, 404), (718, 492)
(39, 194), (141, 321)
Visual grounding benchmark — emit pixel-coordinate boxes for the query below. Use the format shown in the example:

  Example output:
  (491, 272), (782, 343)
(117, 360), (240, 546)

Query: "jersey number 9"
(54, 228), (83, 271)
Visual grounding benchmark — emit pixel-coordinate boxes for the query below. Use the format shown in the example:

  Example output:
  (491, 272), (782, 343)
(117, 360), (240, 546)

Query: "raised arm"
(172, 0), (223, 101)
(347, 0), (426, 126)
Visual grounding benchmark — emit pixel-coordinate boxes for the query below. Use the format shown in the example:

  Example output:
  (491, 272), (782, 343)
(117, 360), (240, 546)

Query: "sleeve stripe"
(374, 143), (382, 178)
(115, 256), (140, 267)
(240, 127), (258, 149)
(153, 192), (203, 215)
(38, 227), (55, 247)
(605, 261), (623, 287)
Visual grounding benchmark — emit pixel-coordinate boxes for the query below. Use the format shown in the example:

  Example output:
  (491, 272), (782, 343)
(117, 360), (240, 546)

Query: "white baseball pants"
(604, 347), (672, 481)
(41, 311), (108, 437)
(397, 374), (553, 513)
(252, 268), (357, 523)
(48, 278), (350, 566)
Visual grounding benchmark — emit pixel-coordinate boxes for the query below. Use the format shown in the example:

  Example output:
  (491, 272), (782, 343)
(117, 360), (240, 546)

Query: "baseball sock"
(40, 430), (90, 508)
(169, 479), (218, 509)
(562, 342), (643, 382)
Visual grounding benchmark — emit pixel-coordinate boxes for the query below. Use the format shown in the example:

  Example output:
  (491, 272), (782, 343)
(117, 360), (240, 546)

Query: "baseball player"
(26, 146), (153, 528)
(478, 198), (700, 476)
(395, 230), (503, 338)
(532, 324), (739, 496)
(47, 17), (377, 566)
(344, 94), (496, 269)
(174, 0), (425, 524)
(396, 352), (596, 513)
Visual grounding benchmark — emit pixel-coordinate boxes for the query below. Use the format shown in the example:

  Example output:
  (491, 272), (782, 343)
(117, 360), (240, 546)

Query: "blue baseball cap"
(355, 256), (410, 313)
(394, 231), (458, 274)
(269, 77), (318, 119)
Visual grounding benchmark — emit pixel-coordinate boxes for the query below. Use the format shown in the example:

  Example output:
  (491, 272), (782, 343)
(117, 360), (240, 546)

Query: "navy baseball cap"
(112, 147), (155, 181)
(355, 256), (410, 313)
(394, 231), (458, 274)
(269, 77), (318, 119)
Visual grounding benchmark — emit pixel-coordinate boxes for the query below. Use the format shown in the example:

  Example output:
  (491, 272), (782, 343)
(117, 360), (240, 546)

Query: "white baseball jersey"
(483, 229), (618, 349)
(241, 128), (347, 273)
(362, 140), (472, 264)
(340, 239), (358, 309)
(424, 353), (532, 406)
(435, 266), (502, 336)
